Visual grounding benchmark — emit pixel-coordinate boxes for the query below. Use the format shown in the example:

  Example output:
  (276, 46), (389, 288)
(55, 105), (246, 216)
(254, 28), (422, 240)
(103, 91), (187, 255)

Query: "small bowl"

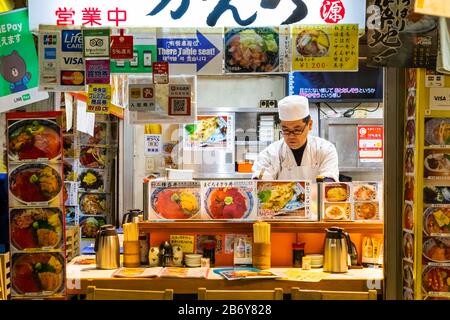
(184, 254), (202, 267)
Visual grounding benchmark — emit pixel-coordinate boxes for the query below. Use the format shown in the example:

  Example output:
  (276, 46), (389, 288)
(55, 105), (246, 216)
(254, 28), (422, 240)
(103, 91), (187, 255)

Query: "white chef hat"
(278, 95), (310, 121)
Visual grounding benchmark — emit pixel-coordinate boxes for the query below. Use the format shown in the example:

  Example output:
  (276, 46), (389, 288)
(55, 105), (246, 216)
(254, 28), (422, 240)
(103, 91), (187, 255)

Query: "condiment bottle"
(203, 241), (216, 267)
(292, 242), (305, 268)
(302, 256), (311, 270)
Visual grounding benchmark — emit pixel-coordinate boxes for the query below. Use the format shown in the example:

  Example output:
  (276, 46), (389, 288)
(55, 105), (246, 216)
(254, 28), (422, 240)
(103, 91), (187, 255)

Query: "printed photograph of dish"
(78, 169), (105, 191)
(354, 202), (379, 220)
(401, 13), (437, 34)
(63, 135), (75, 158)
(424, 149), (450, 177)
(424, 185), (450, 204)
(10, 208), (63, 250)
(423, 207), (450, 236)
(80, 216), (106, 238)
(403, 232), (414, 260)
(63, 160), (77, 181)
(79, 146), (107, 169)
(422, 265), (450, 293)
(79, 122), (108, 145)
(405, 148), (414, 173)
(151, 188), (201, 219)
(65, 206), (77, 225)
(425, 118), (450, 146)
(324, 203), (351, 220)
(257, 182), (305, 215)
(12, 252), (64, 295)
(9, 163), (62, 204)
(185, 116), (228, 147)
(403, 288), (413, 300)
(79, 193), (107, 216)
(205, 187), (253, 219)
(403, 263), (414, 289)
(295, 29), (330, 57)
(404, 203), (413, 231)
(407, 68), (416, 89)
(8, 119), (62, 161)
(406, 120), (415, 146)
(224, 27), (280, 73)
(353, 183), (377, 201)
(404, 176), (414, 202)
(324, 183), (349, 202)
(423, 237), (450, 263)
(406, 92), (416, 118)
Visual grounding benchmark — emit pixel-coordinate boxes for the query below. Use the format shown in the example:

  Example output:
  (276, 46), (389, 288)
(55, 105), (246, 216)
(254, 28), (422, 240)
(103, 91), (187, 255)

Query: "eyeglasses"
(281, 122), (308, 136)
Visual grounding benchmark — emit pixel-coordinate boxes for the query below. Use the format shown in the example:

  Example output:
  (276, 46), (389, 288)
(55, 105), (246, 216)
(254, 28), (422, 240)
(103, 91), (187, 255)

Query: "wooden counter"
(67, 257), (383, 296)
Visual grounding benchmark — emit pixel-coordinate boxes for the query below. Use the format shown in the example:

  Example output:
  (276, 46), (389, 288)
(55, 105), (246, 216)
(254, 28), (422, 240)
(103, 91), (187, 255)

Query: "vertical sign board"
(0, 8), (48, 112)
(357, 125), (384, 162)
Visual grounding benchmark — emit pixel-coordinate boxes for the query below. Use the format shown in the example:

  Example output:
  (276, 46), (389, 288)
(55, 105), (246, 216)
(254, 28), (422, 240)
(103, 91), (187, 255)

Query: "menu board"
(6, 111), (66, 299)
(321, 182), (383, 222)
(256, 181), (311, 220)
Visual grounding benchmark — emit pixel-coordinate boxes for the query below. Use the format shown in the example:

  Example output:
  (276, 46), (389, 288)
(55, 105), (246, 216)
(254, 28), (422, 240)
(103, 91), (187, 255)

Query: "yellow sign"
(291, 24), (359, 72)
(170, 235), (195, 253)
(415, 0), (450, 18)
(87, 84), (111, 114)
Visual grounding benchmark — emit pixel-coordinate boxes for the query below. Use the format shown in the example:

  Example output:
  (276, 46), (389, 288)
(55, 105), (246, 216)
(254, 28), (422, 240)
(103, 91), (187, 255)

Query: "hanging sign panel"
(28, 0), (366, 30)
(0, 8), (48, 112)
(366, 0), (439, 68)
(157, 28), (223, 75)
(291, 24), (359, 71)
(357, 125), (384, 163)
(87, 84), (111, 114)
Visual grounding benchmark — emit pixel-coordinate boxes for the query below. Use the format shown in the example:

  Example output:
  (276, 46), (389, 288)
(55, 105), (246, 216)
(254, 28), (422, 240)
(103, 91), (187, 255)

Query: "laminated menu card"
(214, 267), (281, 280)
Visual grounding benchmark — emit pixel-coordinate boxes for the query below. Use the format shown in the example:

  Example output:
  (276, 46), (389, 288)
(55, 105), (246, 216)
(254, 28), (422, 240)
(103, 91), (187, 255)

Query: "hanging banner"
(291, 24), (358, 71)
(157, 28), (223, 75)
(357, 125), (384, 162)
(0, 8), (48, 112)
(28, 0), (366, 30)
(224, 26), (290, 73)
(366, 0), (439, 68)
(110, 29), (157, 73)
(87, 84), (111, 114)
(39, 26), (86, 91)
(415, 0), (450, 18)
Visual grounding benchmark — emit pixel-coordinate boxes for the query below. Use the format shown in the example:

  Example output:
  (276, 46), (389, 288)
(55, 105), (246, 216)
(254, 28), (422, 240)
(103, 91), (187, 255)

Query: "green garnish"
(171, 193), (180, 202)
(258, 190), (272, 203)
(32, 221), (39, 229)
(29, 174), (39, 184)
(224, 196), (233, 205)
(185, 124), (197, 136)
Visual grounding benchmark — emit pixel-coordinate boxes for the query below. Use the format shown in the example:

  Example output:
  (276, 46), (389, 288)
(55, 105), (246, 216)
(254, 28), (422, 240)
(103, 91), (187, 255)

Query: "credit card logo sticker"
(62, 30), (82, 52)
(61, 71), (85, 85)
(44, 47), (56, 60)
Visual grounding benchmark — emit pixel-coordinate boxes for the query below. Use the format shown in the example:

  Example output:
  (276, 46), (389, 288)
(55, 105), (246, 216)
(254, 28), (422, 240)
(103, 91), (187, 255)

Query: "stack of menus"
(6, 112), (66, 299)
(321, 182), (383, 222)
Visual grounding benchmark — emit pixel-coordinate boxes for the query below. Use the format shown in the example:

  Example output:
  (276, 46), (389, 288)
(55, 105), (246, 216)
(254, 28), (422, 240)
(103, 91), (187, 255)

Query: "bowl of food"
(407, 93), (416, 118)
(8, 119), (62, 161)
(423, 237), (450, 263)
(11, 208), (63, 250)
(295, 29), (330, 57)
(424, 151), (450, 176)
(403, 232), (414, 260)
(78, 169), (104, 191)
(324, 203), (350, 220)
(423, 207), (450, 236)
(79, 146), (106, 169)
(353, 184), (377, 201)
(425, 118), (450, 146)
(405, 148), (415, 173)
(422, 265), (450, 293)
(403, 263), (414, 289)
(63, 135), (75, 158)
(79, 193), (107, 216)
(80, 216), (106, 238)
(205, 187), (253, 219)
(185, 116), (227, 147)
(225, 27), (280, 73)
(404, 177), (415, 202)
(404, 203), (414, 230)
(9, 163), (62, 204)
(151, 188), (201, 219)
(257, 182), (305, 216)
(12, 252), (64, 295)
(424, 186), (450, 204)
(79, 123), (107, 145)
(324, 183), (349, 202)
(355, 202), (379, 220)
(406, 120), (416, 146)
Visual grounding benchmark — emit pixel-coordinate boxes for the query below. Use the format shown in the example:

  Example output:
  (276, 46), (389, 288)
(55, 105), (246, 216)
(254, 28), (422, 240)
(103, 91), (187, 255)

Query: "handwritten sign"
(170, 235), (195, 253)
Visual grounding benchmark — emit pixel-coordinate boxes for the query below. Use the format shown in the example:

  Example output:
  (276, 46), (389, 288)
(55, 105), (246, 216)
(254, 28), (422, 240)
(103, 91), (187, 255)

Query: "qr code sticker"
(169, 97), (191, 116)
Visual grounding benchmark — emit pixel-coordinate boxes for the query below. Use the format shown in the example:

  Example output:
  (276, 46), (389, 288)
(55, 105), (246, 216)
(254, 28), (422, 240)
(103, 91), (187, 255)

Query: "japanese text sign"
(87, 84), (111, 114)
(110, 30), (133, 59)
(357, 125), (383, 162)
(128, 83), (156, 112)
(170, 235), (195, 253)
(291, 24), (358, 71)
(152, 61), (169, 84)
(168, 84), (192, 116)
(28, 0), (366, 30)
(85, 59), (110, 84)
(144, 134), (162, 155)
(0, 8), (48, 112)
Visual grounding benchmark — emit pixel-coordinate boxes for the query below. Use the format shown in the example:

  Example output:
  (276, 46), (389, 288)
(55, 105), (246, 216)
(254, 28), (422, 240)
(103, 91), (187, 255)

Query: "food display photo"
(79, 216), (106, 238)
(425, 118), (450, 147)
(79, 146), (107, 169)
(295, 29), (330, 57)
(323, 203), (351, 221)
(11, 252), (65, 297)
(422, 265), (450, 295)
(406, 120), (416, 146)
(8, 162), (64, 207)
(184, 115), (232, 149)
(406, 90), (416, 119)
(63, 135), (76, 159)
(423, 183), (450, 204)
(423, 237), (450, 263)
(7, 116), (63, 162)
(403, 232), (414, 262)
(79, 122), (108, 146)
(224, 27), (286, 73)
(78, 168), (107, 192)
(150, 181), (201, 220)
(10, 208), (63, 251)
(79, 192), (108, 216)
(404, 176), (415, 202)
(423, 207), (450, 236)
(403, 261), (414, 290)
(353, 183), (382, 221)
(424, 149), (450, 178)
(404, 203), (414, 231)
(322, 182), (351, 221)
(203, 181), (256, 220)
(405, 148), (415, 174)
(257, 181), (310, 220)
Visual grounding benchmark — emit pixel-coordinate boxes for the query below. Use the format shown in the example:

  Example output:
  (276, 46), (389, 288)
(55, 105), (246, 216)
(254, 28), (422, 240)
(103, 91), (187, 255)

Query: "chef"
(252, 95), (339, 182)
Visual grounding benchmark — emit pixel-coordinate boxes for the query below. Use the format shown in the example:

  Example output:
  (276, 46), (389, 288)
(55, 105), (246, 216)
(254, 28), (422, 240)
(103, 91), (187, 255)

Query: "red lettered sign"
(357, 125), (383, 162)
(110, 34), (133, 59)
(152, 61), (169, 84)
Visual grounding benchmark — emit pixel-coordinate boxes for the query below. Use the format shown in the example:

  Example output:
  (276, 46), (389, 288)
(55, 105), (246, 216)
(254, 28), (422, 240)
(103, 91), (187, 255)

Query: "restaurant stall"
(0, 0), (446, 301)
